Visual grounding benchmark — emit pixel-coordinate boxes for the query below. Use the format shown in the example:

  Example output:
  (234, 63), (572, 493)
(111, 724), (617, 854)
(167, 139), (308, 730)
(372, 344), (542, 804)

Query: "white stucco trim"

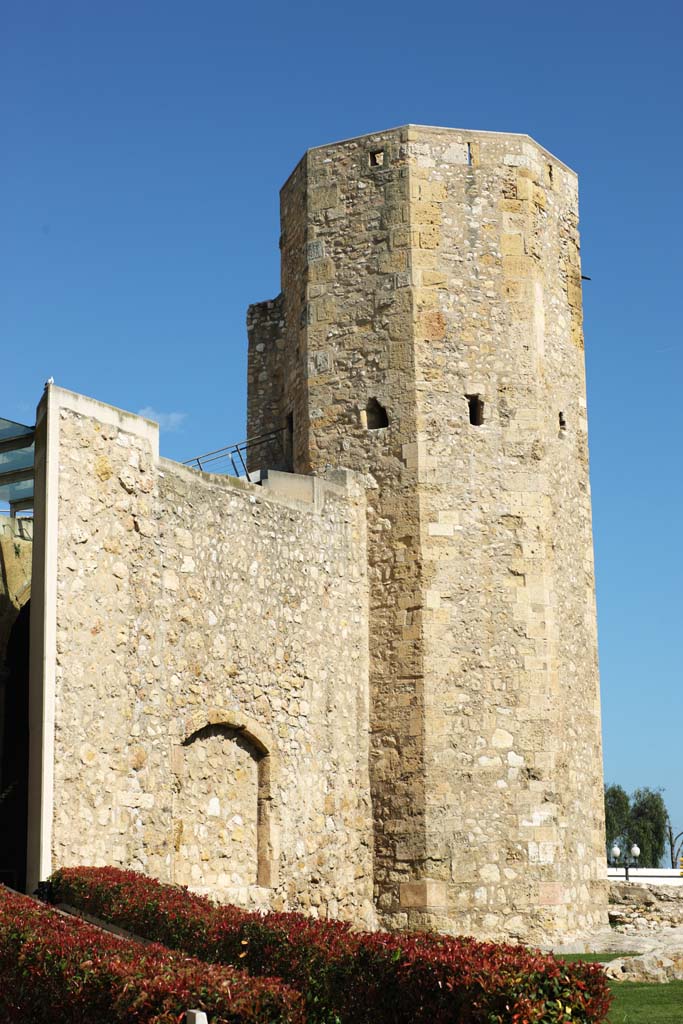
(26, 386), (59, 890)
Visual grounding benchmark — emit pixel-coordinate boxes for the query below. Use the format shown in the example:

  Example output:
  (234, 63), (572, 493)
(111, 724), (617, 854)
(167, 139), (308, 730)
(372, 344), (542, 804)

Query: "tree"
(604, 784), (630, 847)
(604, 784), (669, 867)
(629, 788), (668, 867)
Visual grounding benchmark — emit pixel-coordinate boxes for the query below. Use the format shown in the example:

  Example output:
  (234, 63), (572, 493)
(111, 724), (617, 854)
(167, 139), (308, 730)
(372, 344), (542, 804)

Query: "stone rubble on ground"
(554, 883), (683, 983)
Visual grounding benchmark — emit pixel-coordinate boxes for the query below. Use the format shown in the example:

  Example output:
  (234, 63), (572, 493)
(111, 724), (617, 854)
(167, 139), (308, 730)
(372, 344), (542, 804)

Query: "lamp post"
(610, 843), (641, 882)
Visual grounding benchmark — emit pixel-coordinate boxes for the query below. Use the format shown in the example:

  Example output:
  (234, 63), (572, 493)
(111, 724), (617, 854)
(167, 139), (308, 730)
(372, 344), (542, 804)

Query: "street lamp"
(610, 843), (640, 881)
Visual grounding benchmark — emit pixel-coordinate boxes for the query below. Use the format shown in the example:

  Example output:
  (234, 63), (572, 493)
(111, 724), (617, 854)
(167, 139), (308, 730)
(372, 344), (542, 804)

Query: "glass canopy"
(0, 417), (35, 512)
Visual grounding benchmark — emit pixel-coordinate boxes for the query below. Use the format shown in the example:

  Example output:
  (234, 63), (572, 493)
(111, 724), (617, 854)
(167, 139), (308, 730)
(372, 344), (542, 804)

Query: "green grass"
(558, 953), (636, 964)
(556, 954), (683, 1023)
(607, 981), (683, 1023)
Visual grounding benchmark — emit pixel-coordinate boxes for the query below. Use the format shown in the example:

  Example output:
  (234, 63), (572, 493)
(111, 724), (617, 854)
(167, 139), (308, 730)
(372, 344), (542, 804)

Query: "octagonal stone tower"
(248, 125), (607, 942)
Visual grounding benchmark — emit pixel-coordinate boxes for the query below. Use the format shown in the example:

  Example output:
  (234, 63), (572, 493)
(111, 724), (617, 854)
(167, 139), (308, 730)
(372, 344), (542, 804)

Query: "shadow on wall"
(0, 600), (30, 891)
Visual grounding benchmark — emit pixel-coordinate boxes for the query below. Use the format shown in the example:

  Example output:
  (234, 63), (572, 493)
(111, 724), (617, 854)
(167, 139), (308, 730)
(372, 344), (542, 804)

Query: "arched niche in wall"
(172, 709), (278, 891)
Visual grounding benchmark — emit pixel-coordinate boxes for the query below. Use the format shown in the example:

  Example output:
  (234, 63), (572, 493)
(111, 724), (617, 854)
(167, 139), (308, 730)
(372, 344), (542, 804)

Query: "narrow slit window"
(284, 411), (294, 469)
(366, 397), (389, 430)
(467, 142), (473, 166)
(559, 411), (567, 430)
(466, 394), (484, 426)
(369, 150), (385, 168)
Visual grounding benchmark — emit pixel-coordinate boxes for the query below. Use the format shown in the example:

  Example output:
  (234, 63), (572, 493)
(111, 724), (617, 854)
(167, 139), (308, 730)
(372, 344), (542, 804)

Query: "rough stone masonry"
(13, 125), (607, 947)
(247, 125), (607, 941)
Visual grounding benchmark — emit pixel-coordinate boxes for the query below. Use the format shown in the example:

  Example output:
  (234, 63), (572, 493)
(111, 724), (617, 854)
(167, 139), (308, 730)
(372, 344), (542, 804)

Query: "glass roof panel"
(0, 417), (35, 509)
(0, 416), (34, 442)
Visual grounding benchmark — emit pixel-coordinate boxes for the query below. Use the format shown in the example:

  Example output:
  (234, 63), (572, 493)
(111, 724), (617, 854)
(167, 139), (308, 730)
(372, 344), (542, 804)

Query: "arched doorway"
(0, 600), (30, 890)
(172, 710), (278, 894)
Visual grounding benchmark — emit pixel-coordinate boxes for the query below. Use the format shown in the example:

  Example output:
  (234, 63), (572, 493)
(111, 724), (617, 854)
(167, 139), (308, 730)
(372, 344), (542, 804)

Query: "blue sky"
(3, 2), (682, 837)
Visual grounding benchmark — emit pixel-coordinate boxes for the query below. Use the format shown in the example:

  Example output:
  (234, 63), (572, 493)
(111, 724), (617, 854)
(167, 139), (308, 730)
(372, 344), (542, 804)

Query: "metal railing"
(183, 427), (286, 479)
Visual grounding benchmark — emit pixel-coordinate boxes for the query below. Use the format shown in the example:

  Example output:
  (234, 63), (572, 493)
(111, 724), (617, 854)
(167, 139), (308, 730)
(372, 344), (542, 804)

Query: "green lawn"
(559, 953), (635, 964)
(607, 981), (683, 1023)
(556, 954), (683, 1023)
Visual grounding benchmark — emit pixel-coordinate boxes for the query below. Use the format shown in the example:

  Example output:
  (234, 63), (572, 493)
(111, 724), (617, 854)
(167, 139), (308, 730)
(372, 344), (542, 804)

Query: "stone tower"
(247, 125), (607, 942)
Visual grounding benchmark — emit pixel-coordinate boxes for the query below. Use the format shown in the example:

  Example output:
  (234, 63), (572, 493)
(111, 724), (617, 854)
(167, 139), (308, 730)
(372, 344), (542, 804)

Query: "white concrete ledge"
(608, 868), (683, 887)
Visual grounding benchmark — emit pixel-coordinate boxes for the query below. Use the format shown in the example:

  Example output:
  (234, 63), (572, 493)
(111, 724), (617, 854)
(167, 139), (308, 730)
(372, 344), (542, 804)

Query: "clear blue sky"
(3, 2), (682, 836)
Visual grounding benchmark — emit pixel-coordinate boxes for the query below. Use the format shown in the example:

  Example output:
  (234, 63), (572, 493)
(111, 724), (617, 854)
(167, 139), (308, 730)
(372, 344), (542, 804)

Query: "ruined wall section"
(49, 396), (374, 926)
(403, 127), (606, 941)
(246, 161), (312, 477)
(279, 159), (312, 475)
(246, 295), (290, 471)
(0, 518), (32, 665)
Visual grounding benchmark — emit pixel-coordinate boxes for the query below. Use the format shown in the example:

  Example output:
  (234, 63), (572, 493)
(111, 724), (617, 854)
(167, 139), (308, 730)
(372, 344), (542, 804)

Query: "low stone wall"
(603, 885), (683, 982)
(609, 882), (683, 933)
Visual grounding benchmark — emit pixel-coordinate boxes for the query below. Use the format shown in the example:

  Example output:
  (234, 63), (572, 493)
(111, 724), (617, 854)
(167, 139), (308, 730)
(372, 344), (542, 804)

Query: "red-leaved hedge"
(0, 884), (303, 1024)
(45, 866), (612, 1024)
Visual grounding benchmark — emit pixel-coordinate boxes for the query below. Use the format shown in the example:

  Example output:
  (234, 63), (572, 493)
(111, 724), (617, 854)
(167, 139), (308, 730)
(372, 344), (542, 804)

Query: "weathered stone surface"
(28, 124), (607, 948)
(48, 397), (374, 926)
(247, 125), (606, 943)
(609, 883), (683, 932)
(553, 884), (683, 982)
(603, 950), (683, 983)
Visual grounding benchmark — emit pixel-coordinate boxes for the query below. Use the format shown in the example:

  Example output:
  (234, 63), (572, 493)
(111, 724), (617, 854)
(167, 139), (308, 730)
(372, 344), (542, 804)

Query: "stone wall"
(247, 125), (607, 943)
(41, 388), (374, 926)
(25, 123), (607, 946)
(0, 517), (32, 667)
(407, 127), (605, 941)
(609, 882), (683, 933)
(246, 295), (290, 471)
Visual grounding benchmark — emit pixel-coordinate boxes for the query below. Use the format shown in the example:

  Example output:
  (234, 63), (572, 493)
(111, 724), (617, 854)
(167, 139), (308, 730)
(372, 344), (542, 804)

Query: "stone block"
(309, 185), (339, 212)
(260, 471), (317, 503)
(567, 283), (583, 308)
(307, 259), (335, 284)
(400, 879), (449, 909)
(503, 255), (537, 280)
(428, 522), (454, 537)
(421, 270), (447, 286)
(538, 881), (565, 906)
(412, 201), (442, 225)
(417, 310), (446, 341)
(532, 186), (547, 209)
(419, 224), (441, 249)
(501, 233), (524, 256)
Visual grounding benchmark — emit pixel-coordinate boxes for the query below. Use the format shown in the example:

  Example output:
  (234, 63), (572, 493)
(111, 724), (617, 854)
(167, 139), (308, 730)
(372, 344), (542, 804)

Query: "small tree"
(629, 788), (668, 867)
(604, 784), (669, 867)
(604, 784), (630, 848)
